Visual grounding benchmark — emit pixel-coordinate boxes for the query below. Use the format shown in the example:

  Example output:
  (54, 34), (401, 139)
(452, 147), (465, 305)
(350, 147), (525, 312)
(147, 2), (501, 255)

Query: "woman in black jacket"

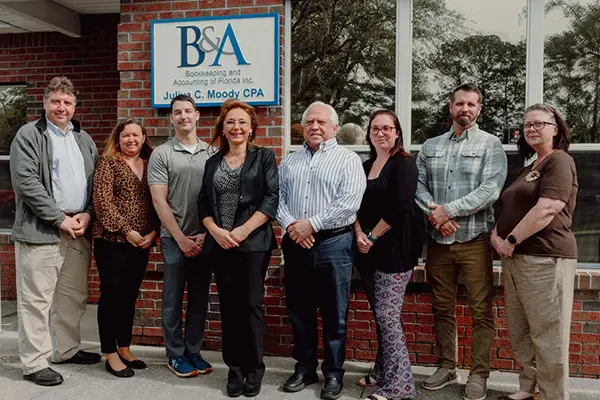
(197, 100), (278, 398)
(354, 110), (418, 400)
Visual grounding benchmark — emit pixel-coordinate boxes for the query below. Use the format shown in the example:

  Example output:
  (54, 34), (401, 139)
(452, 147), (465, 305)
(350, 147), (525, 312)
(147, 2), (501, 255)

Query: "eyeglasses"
(523, 121), (556, 131)
(369, 125), (396, 135)
(224, 120), (249, 129)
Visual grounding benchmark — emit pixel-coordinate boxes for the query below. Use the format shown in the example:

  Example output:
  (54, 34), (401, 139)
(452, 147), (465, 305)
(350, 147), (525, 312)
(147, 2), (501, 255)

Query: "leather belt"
(313, 226), (352, 241)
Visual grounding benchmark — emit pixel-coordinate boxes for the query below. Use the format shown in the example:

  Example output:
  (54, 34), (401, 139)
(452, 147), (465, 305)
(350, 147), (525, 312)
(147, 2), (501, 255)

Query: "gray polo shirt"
(148, 136), (211, 238)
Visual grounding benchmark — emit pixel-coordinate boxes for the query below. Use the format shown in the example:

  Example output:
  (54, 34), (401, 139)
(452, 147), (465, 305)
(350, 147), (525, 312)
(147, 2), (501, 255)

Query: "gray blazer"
(10, 114), (98, 244)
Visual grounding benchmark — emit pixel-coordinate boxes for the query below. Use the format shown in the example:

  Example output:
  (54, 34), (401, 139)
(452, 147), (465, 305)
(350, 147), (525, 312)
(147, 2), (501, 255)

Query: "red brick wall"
(1, 0), (600, 380)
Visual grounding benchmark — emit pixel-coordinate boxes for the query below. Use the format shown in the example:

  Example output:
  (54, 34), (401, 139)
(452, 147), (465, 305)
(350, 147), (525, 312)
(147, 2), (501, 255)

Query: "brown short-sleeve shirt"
(496, 150), (578, 258)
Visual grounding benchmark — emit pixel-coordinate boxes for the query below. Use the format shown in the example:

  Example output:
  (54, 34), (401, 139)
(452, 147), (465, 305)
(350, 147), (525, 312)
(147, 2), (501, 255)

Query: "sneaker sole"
(196, 367), (213, 375)
(167, 364), (199, 377)
(422, 377), (459, 391)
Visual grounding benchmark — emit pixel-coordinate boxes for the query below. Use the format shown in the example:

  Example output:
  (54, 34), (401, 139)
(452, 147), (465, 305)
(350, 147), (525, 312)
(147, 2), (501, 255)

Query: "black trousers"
(94, 238), (149, 354)
(212, 249), (270, 385)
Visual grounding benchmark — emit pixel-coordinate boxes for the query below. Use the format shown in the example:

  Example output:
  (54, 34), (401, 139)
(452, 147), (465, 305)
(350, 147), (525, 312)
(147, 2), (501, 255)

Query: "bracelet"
(367, 232), (377, 243)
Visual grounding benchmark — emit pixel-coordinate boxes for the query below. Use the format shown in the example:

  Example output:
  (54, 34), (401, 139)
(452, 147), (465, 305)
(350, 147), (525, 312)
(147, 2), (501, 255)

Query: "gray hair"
(44, 76), (77, 101)
(301, 101), (339, 127)
(337, 123), (365, 145)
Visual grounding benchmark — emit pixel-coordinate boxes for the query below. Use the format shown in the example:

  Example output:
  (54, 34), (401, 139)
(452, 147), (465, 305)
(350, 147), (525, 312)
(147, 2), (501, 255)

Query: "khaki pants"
(426, 233), (495, 377)
(503, 255), (576, 400)
(15, 231), (91, 374)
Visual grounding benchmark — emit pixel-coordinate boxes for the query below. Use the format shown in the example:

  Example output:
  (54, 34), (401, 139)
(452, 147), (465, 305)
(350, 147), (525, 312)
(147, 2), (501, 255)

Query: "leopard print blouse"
(92, 155), (159, 243)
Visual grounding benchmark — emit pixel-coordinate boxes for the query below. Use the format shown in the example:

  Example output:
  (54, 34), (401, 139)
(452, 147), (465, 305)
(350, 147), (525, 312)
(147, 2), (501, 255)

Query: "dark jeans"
(354, 259), (383, 374)
(160, 236), (213, 358)
(94, 238), (149, 354)
(282, 231), (354, 380)
(212, 249), (270, 385)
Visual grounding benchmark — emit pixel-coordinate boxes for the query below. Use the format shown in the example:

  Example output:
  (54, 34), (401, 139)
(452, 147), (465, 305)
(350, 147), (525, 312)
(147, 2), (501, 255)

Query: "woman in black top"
(354, 110), (418, 400)
(197, 100), (279, 398)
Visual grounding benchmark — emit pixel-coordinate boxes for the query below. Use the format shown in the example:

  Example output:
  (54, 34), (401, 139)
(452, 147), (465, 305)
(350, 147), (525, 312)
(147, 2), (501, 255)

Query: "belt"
(313, 226), (352, 241)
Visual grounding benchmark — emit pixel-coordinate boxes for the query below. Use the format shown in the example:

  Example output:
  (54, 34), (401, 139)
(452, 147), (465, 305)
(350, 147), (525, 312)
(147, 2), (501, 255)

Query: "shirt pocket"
(459, 148), (485, 178)
(425, 150), (446, 178)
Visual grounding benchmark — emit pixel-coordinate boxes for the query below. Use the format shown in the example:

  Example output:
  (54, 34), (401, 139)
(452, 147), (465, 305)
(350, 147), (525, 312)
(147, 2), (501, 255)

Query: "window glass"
(544, 0), (600, 143)
(0, 85), (27, 155)
(0, 160), (15, 230)
(411, 0), (526, 144)
(290, 0), (396, 144)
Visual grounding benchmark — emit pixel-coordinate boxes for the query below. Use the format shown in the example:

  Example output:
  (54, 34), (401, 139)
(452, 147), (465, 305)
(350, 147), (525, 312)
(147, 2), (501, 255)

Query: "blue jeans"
(160, 236), (213, 358)
(282, 231), (354, 380)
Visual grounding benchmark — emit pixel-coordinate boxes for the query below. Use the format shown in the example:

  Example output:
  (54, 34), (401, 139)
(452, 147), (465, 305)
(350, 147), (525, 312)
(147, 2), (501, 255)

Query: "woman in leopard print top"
(92, 119), (158, 378)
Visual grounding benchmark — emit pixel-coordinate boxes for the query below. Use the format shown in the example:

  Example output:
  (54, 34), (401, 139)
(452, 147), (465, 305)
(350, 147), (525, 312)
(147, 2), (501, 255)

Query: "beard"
(453, 113), (473, 126)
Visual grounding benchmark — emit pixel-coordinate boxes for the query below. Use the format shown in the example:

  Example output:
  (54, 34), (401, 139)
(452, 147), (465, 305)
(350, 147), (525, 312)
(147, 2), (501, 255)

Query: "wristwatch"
(367, 232), (377, 243)
(506, 233), (519, 246)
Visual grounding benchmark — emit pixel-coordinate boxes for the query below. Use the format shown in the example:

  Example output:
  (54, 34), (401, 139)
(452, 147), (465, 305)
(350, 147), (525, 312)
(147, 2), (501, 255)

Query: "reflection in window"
(0, 85), (27, 155)
(411, 0), (526, 144)
(544, 0), (600, 143)
(290, 0), (396, 144)
(0, 160), (15, 230)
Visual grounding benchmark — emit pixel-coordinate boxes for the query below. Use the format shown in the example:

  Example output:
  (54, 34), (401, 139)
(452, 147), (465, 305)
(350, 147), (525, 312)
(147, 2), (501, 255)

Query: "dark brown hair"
(451, 83), (482, 104)
(518, 103), (570, 159)
(366, 109), (408, 158)
(210, 100), (259, 153)
(170, 94), (197, 113)
(103, 119), (153, 160)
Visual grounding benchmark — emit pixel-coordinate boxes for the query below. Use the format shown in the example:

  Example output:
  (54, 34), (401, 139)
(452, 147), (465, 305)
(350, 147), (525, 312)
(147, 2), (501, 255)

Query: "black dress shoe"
(321, 377), (343, 400)
(283, 371), (319, 393)
(23, 367), (64, 386)
(52, 350), (102, 365)
(243, 381), (261, 397)
(227, 381), (244, 397)
(105, 360), (135, 378)
(118, 353), (147, 369)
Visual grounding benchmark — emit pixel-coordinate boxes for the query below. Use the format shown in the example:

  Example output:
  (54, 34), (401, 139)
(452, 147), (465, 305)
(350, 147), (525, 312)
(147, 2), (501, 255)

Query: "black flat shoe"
(118, 353), (147, 369)
(52, 350), (101, 365)
(243, 381), (261, 397)
(23, 367), (64, 386)
(283, 371), (319, 393)
(227, 381), (244, 397)
(105, 360), (135, 378)
(321, 377), (343, 400)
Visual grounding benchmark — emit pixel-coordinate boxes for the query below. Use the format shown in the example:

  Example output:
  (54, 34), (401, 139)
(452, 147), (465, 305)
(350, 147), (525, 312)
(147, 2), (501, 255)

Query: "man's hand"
(355, 231), (373, 253)
(428, 204), (450, 227)
(188, 233), (206, 249)
(439, 220), (460, 237)
(71, 212), (91, 237)
(59, 215), (77, 239)
(297, 235), (315, 249)
(138, 231), (157, 249)
(288, 219), (314, 242)
(126, 230), (144, 247)
(177, 236), (201, 257)
(495, 239), (515, 258)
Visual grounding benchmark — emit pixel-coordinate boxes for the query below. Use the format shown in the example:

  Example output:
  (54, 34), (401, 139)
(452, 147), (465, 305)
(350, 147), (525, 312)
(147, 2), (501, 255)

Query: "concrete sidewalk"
(0, 302), (598, 400)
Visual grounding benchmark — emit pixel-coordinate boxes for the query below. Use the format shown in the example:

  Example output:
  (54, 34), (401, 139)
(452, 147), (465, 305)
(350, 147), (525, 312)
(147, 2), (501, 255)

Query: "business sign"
(151, 13), (279, 108)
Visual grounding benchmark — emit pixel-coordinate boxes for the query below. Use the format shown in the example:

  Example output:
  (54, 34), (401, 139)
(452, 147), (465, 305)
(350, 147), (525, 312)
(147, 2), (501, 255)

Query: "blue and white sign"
(151, 13), (279, 108)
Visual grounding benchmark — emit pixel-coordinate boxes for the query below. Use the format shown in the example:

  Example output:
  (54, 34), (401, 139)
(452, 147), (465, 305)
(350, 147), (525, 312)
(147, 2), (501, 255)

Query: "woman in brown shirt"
(92, 119), (158, 378)
(492, 104), (578, 400)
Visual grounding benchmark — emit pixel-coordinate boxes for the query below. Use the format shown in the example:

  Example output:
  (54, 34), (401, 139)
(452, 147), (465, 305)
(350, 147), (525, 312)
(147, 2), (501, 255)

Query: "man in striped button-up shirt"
(415, 84), (507, 400)
(277, 101), (366, 400)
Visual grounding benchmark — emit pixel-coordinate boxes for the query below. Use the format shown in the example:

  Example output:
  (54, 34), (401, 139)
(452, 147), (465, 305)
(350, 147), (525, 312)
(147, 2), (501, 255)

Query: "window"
(411, 0), (526, 144)
(0, 85), (26, 230)
(289, 0), (396, 145)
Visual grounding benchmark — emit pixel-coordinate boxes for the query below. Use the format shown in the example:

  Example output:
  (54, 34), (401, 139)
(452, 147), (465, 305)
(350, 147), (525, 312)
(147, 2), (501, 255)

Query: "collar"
(46, 116), (74, 137)
(303, 137), (338, 153)
(36, 112), (81, 135)
(448, 123), (479, 141)
(171, 136), (209, 154)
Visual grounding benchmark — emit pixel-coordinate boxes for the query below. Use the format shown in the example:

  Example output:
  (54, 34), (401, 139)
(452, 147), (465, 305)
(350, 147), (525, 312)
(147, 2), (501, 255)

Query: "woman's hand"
(126, 230), (143, 247)
(138, 231), (157, 249)
(210, 226), (239, 250)
(355, 231), (373, 254)
(230, 226), (250, 244)
(495, 239), (515, 258)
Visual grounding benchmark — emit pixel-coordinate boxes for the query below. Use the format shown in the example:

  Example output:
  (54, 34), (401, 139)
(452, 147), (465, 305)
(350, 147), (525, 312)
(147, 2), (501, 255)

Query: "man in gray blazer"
(10, 76), (100, 386)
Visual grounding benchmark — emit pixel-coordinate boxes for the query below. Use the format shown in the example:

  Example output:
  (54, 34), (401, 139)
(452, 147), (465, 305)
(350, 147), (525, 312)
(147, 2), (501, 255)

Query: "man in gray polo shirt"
(148, 94), (213, 377)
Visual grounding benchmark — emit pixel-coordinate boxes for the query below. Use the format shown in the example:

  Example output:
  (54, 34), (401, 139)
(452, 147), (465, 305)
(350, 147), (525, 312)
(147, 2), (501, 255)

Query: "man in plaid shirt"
(415, 83), (507, 400)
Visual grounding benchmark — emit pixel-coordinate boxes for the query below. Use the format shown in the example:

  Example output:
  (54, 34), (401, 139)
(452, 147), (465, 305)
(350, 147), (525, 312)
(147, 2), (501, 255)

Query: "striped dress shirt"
(415, 124), (507, 244)
(277, 138), (366, 231)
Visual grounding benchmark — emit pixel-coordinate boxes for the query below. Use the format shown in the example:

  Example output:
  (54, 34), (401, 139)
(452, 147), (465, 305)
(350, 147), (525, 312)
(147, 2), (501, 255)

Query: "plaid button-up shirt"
(415, 124), (507, 244)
